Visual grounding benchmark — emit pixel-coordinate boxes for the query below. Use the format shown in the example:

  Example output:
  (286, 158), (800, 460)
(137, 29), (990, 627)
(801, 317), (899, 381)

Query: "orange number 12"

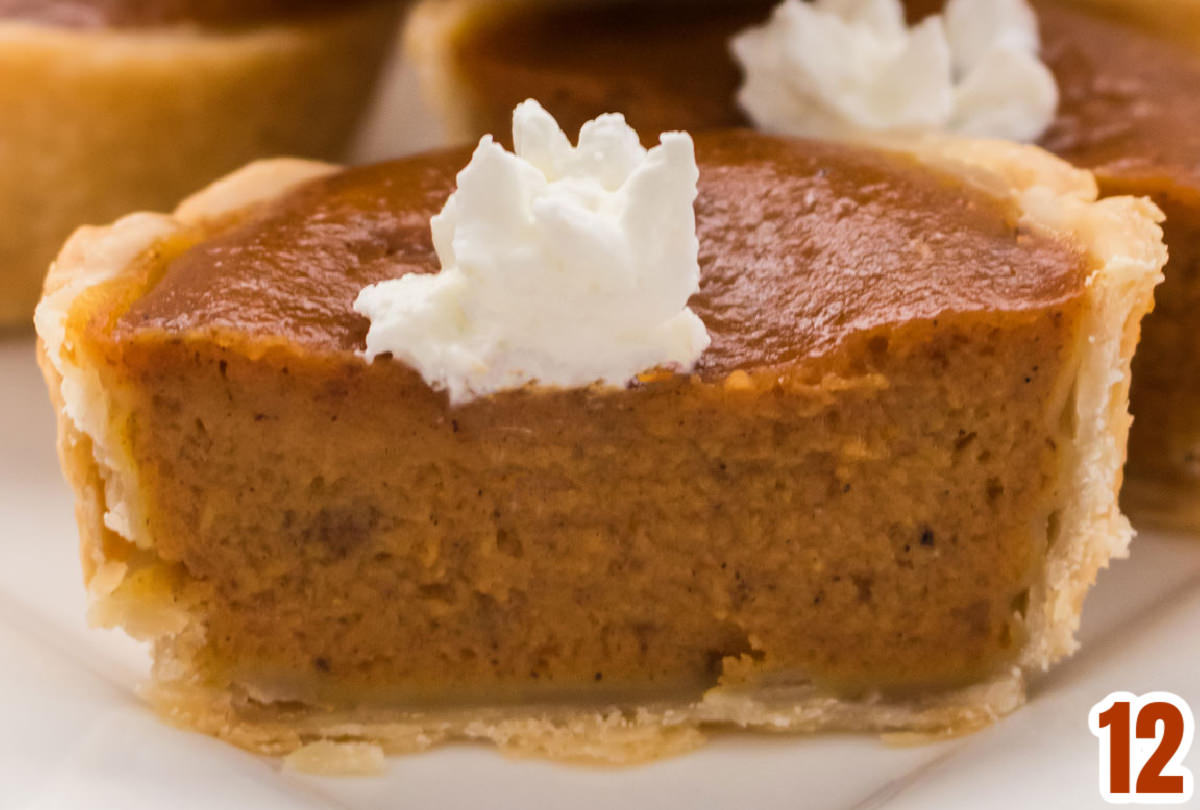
(1090, 691), (1194, 804)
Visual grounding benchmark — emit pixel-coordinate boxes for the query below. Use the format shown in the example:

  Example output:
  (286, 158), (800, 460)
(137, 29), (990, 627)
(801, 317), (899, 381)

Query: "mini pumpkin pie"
(35, 105), (1164, 763)
(0, 0), (403, 329)
(407, 0), (1200, 530)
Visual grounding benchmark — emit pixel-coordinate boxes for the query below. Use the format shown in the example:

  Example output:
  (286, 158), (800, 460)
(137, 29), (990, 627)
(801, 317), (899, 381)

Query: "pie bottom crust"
(0, 3), (399, 328)
(36, 138), (1165, 769)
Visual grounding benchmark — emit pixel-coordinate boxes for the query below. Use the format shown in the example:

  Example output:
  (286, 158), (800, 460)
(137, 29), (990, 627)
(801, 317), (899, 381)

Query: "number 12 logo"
(1090, 691), (1194, 805)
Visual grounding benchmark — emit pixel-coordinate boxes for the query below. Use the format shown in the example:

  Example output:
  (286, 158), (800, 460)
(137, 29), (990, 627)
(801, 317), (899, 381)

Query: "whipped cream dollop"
(731, 0), (1059, 143)
(354, 100), (709, 404)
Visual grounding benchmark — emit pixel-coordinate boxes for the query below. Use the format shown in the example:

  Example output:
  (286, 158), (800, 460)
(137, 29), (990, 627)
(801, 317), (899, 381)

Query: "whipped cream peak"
(355, 100), (710, 405)
(732, 0), (1058, 143)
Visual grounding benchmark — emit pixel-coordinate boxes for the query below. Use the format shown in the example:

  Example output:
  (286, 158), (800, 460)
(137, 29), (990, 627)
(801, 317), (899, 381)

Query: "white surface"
(2, 29), (1199, 809)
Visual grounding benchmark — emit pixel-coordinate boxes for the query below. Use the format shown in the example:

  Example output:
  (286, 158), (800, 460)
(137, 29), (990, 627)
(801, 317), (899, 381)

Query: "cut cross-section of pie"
(36, 130), (1164, 764)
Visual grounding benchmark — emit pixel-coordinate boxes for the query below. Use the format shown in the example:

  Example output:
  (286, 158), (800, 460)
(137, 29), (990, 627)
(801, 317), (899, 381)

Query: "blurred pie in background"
(0, 0), (404, 329)
(407, 0), (1200, 530)
(24, 0), (1180, 765)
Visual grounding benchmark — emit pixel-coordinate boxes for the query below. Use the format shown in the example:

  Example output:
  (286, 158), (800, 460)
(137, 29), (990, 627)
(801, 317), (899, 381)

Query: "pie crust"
(0, 2), (401, 327)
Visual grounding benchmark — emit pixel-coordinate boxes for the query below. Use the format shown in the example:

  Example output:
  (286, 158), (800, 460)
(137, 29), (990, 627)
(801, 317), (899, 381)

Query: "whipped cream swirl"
(355, 100), (709, 405)
(732, 0), (1059, 143)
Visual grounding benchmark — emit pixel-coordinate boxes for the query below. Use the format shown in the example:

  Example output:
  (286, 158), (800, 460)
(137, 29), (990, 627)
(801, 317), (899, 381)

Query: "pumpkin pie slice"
(408, 0), (1200, 530)
(0, 0), (402, 328)
(36, 127), (1163, 764)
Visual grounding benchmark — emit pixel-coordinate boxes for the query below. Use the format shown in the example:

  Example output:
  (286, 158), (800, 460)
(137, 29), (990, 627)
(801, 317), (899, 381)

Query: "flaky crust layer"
(35, 137), (1165, 769)
(0, 3), (399, 328)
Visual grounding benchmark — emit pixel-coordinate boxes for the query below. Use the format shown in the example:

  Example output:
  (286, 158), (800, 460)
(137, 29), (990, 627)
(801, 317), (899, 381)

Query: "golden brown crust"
(0, 2), (398, 328)
(35, 137), (1164, 767)
(143, 675), (1023, 768)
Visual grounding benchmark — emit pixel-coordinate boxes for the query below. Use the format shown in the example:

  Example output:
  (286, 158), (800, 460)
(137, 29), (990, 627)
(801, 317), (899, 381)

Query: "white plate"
(2, 41), (1199, 810)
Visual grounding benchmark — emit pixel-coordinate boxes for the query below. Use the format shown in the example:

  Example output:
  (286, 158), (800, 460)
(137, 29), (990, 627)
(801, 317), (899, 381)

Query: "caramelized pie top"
(117, 132), (1088, 379)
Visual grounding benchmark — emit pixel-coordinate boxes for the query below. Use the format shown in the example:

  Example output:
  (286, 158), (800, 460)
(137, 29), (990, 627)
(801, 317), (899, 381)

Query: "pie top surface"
(113, 131), (1088, 378)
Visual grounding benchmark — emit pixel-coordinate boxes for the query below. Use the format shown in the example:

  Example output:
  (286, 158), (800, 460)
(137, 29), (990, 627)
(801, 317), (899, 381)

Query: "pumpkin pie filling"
(423, 0), (1200, 528)
(102, 134), (1085, 703)
(37, 126), (1165, 762)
